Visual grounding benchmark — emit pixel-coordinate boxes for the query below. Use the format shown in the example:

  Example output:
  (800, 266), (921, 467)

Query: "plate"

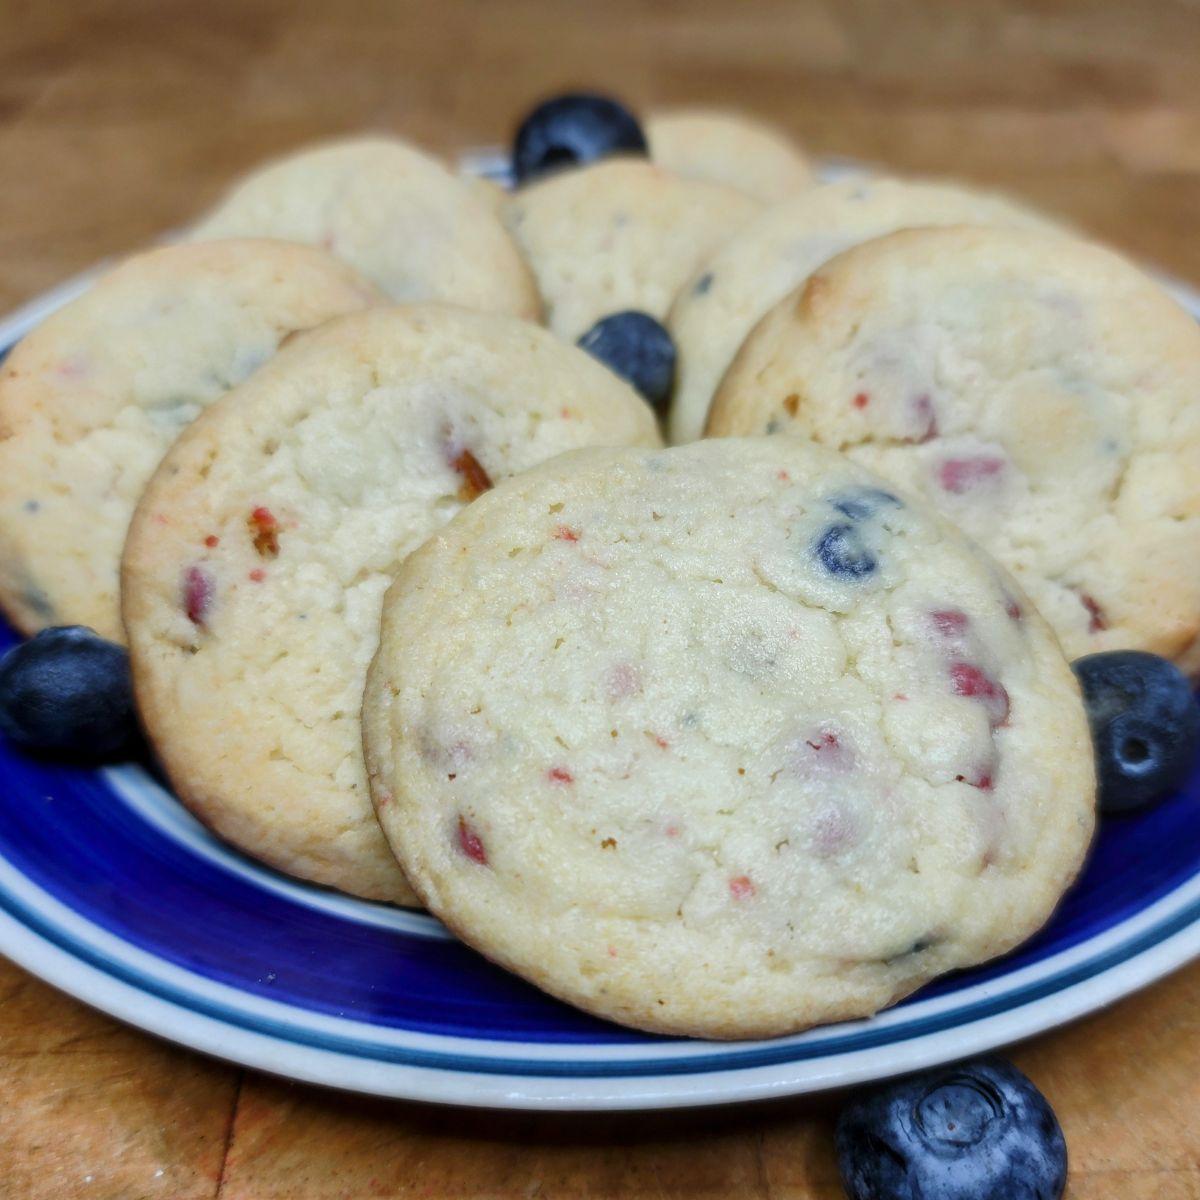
(1, 169), (1199, 1109)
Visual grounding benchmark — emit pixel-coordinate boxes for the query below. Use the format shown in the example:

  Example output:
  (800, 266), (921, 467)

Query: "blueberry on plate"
(835, 1058), (1067, 1200)
(577, 311), (676, 415)
(0, 626), (141, 761)
(1072, 650), (1200, 814)
(513, 92), (647, 185)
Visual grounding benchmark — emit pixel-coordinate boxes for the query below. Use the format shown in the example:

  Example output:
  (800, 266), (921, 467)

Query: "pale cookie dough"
(0, 239), (380, 642)
(502, 159), (761, 340)
(190, 136), (540, 317)
(461, 173), (508, 214)
(122, 306), (660, 905)
(709, 225), (1200, 671)
(668, 177), (1062, 443)
(647, 109), (813, 202)
(364, 438), (1095, 1037)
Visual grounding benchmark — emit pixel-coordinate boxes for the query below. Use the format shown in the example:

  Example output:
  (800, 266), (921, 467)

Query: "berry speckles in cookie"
(363, 438), (1094, 1038)
(709, 225), (1200, 671)
(0, 239), (381, 642)
(182, 564), (215, 627)
(122, 306), (659, 907)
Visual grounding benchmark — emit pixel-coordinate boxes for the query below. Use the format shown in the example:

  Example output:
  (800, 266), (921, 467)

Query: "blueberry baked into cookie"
(363, 438), (1095, 1037)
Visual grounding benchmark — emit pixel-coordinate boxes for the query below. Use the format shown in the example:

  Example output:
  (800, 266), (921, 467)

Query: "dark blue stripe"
(2, 876), (1196, 1078)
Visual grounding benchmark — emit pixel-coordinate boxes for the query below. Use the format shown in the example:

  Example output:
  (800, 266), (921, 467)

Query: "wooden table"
(2, 2), (1200, 1196)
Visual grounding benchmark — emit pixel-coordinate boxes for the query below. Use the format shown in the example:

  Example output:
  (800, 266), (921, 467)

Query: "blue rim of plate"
(0, 158), (1198, 1109)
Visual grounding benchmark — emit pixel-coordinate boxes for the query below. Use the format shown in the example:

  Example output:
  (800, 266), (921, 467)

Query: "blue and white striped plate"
(1, 168), (1199, 1108)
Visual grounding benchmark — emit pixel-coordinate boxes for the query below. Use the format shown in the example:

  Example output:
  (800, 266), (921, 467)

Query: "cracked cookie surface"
(502, 159), (761, 340)
(709, 226), (1200, 671)
(363, 438), (1094, 1037)
(122, 305), (660, 906)
(0, 239), (380, 641)
(189, 137), (540, 317)
(667, 177), (1060, 444)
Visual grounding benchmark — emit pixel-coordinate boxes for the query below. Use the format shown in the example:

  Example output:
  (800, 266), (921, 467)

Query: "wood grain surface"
(2, 1), (1200, 1197)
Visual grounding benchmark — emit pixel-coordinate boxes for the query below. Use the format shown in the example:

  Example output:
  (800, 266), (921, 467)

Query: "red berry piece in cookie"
(248, 507), (281, 557)
(450, 448), (494, 502)
(937, 454), (1006, 495)
(1080, 592), (1107, 633)
(930, 609), (970, 639)
(456, 816), (488, 865)
(183, 565), (214, 627)
(949, 662), (1010, 727)
(908, 393), (939, 443)
(729, 875), (756, 900)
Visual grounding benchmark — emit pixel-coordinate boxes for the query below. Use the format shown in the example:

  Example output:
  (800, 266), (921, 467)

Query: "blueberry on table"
(1072, 650), (1200, 814)
(0, 626), (141, 760)
(835, 1058), (1067, 1200)
(577, 311), (676, 414)
(513, 92), (648, 184)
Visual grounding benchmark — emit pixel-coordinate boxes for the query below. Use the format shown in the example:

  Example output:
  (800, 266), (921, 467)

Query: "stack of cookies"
(4, 91), (1198, 1040)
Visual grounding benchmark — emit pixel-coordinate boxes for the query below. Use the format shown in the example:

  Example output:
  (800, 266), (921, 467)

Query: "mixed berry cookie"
(709, 226), (1200, 670)
(363, 438), (1094, 1037)
(502, 159), (761, 340)
(122, 306), (660, 905)
(189, 137), (540, 317)
(667, 177), (1061, 443)
(646, 109), (813, 202)
(0, 239), (380, 642)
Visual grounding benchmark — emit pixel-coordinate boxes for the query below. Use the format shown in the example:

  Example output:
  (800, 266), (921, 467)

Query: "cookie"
(709, 225), (1200, 671)
(646, 109), (813, 202)
(122, 306), (660, 905)
(363, 438), (1095, 1038)
(189, 136), (540, 318)
(667, 177), (1062, 444)
(461, 172), (508, 214)
(0, 239), (380, 642)
(502, 159), (761, 340)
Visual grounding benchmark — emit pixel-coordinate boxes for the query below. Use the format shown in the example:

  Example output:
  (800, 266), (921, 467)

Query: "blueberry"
(577, 311), (676, 414)
(513, 92), (647, 185)
(836, 1058), (1067, 1200)
(0, 626), (141, 760)
(1071, 650), (1200, 814)
(815, 522), (877, 579)
(831, 487), (903, 522)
